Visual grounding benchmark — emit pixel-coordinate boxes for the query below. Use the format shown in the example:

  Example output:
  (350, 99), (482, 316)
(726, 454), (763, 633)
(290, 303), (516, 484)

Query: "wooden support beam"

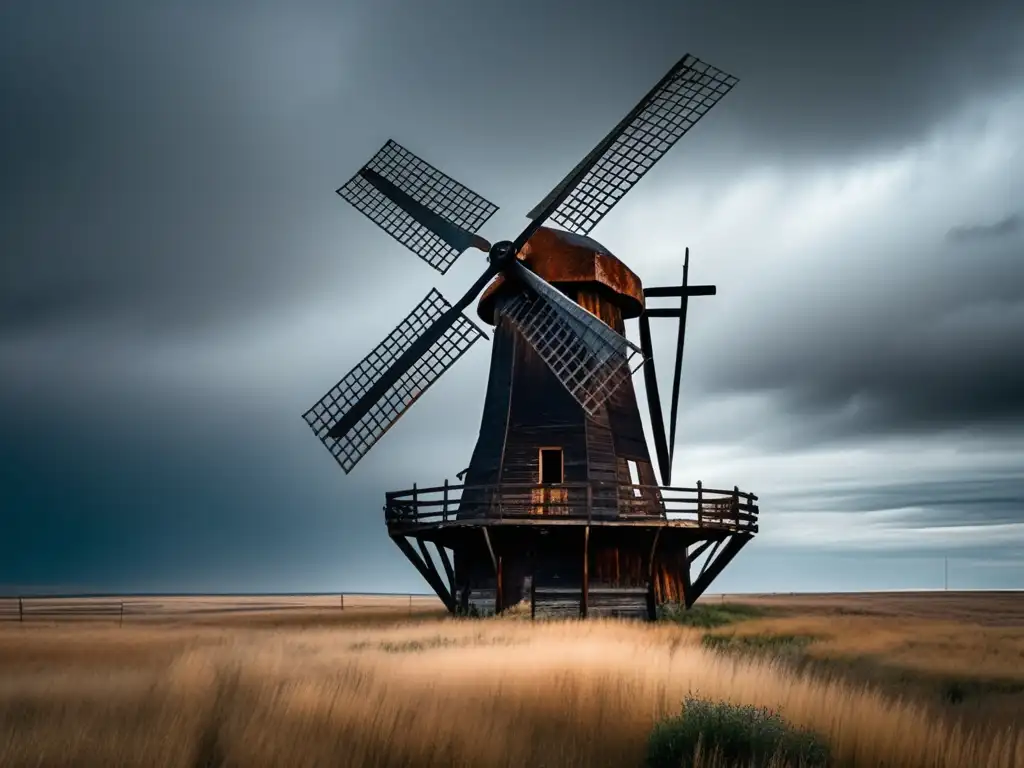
(496, 556), (504, 614)
(648, 527), (663, 580)
(698, 538), (724, 581)
(416, 537), (453, 610)
(680, 543), (693, 606)
(643, 285), (717, 298)
(688, 538), (714, 562)
(686, 534), (752, 608)
(668, 249), (694, 459)
(437, 544), (456, 597)
(391, 535), (455, 612)
(638, 312), (672, 485)
(646, 527), (663, 620)
(637, 249), (718, 484)
(581, 525), (590, 618)
(530, 550), (537, 620)
(482, 527), (498, 574)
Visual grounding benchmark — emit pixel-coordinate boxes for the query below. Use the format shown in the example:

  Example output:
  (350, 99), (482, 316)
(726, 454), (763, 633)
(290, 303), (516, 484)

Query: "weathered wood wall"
(458, 286), (661, 521)
(451, 525), (696, 620)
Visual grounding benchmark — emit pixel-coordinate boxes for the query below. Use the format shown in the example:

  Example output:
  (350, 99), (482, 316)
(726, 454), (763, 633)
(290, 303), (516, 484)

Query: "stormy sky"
(2, 0), (1023, 595)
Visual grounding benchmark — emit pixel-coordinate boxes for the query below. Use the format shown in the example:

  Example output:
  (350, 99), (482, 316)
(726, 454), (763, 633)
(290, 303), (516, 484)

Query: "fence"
(0, 593), (444, 624)
(385, 480), (759, 531)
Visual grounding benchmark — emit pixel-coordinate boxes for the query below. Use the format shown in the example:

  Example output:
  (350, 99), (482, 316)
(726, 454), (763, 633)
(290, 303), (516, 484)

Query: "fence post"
(443, 478), (449, 523)
(412, 482), (418, 521)
(18, 597), (23, 623)
(119, 601), (124, 627)
(733, 486), (740, 529)
(696, 481), (703, 526)
(340, 593), (344, 611)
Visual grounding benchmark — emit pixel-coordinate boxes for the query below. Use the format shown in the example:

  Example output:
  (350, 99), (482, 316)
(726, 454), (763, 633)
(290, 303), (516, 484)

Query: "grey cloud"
(4, 0), (1024, 340)
(4, 0), (1024, 593)
(947, 212), (1022, 243)
(782, 476), (1024, 529)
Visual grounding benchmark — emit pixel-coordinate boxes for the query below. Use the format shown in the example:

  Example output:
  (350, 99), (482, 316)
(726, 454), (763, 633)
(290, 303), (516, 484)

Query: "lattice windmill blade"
(303, 288), (487, 473)
(337, 140), (499, 274)
(520, 54), (738, 241)
(498, 261), (644, 415)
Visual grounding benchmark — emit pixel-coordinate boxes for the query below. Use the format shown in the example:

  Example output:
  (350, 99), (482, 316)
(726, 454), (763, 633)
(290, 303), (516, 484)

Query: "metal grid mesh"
(303, 289), (486, 473)
(544, 55), (737, 236)
(501, 267), (644, 415)
(337, 140), (499, 274)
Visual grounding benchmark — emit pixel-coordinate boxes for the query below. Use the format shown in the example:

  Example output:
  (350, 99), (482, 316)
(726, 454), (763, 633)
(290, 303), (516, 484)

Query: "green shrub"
(701, 633), (817, 657)
(658, 602), (765, 628)
(646, 694), (830, 768)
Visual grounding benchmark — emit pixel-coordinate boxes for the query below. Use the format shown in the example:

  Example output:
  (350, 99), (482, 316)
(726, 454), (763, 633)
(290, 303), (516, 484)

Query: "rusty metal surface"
(477, 226), (645, 324)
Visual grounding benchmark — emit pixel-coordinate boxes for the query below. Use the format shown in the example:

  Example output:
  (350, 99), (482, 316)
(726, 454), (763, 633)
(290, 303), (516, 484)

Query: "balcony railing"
(384, 480), (758, 533)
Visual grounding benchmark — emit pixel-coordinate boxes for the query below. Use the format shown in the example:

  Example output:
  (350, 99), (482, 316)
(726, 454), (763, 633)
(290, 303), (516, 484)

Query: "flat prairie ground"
(0, 592), (1022, 767)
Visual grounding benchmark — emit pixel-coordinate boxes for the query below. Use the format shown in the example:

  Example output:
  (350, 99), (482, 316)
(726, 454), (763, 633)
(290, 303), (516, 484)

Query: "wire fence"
(0, 594), (446, 625)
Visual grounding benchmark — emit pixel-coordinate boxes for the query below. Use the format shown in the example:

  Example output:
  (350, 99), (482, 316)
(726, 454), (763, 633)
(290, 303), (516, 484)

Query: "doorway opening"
(539, 447), (564, 484)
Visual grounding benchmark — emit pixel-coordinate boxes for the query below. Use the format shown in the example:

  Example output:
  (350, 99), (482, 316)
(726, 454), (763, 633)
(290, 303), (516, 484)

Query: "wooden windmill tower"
(303, 54), (759, 619)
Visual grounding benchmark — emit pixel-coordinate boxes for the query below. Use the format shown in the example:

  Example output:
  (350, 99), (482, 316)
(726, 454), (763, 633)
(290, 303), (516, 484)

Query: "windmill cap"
(477, 226), (645, 325)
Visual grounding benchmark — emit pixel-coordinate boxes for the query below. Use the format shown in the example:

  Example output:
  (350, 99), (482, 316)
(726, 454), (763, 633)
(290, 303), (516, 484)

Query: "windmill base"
(385, 482), (758, 620)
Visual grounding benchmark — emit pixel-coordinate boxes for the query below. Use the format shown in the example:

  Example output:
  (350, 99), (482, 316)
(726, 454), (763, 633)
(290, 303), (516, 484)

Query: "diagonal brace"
(392, 535), (455, 612)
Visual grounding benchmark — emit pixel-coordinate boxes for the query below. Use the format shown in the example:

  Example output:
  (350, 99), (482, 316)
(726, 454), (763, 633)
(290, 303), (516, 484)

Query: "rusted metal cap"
(477, 227), (645, 325)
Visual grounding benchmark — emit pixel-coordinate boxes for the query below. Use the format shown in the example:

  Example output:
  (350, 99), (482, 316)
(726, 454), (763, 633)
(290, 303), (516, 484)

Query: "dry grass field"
(0, 592), (1022, 767)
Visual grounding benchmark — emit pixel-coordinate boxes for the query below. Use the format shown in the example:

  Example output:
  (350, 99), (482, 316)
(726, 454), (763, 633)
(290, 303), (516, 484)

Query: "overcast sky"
(2, 0), (1023, 595)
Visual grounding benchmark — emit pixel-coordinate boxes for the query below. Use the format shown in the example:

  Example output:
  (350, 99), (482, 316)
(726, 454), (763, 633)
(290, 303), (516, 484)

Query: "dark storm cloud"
(4, 0), (1024, 593)
(1, 1), (359, 337)
(702, 226), (1024, 445)
(3, 0), (1023, 338)
(947, 212), (1022, 243)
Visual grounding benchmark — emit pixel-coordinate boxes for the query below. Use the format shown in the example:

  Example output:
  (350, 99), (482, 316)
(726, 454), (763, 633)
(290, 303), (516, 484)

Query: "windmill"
(304, 53), (759, 618)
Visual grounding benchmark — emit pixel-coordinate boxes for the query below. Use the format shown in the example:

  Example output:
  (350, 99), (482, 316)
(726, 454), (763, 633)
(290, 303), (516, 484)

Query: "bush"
(701, 633), (817, 657)
(658, 602), (765, 628)
(646, 694), (830, 768)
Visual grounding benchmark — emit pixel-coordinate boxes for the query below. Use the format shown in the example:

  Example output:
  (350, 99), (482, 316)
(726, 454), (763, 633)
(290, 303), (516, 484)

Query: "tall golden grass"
(1, 607), (1022, 767)
(709, 613), (1024, 682)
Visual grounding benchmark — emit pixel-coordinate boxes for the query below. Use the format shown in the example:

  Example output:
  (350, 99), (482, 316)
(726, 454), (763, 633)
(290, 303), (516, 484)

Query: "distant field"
(737, 590), (1024, 626)
(0, 592), (1021, 767)
(0, 593), (445, 624)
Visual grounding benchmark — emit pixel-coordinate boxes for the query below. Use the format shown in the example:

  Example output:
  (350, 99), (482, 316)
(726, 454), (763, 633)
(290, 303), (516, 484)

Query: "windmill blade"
(337, 140), (498, 274)
(519, 54), (737, 242)
(303, 288), (487, 473)
(637, 311), (672, 486)
(499, 261), (644, 415)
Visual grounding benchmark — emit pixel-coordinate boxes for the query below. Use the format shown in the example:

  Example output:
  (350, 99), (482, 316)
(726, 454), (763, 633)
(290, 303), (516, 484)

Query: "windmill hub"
(487, 240), (516, 267)
(304, 52), (759, 620)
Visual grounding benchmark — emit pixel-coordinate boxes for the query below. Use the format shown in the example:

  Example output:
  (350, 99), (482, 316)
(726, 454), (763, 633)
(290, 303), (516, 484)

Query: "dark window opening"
(539, 448), (563, 484)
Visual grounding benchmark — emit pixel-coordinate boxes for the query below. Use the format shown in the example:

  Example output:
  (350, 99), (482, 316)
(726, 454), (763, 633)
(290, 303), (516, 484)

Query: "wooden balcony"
(384, 480), (758, 534)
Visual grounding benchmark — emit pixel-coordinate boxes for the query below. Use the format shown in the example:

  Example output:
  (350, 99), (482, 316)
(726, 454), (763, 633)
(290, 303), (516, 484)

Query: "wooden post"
(696, 480), (703, 526)
(733, 486), (740, 529)
(647, 528), (663, 620)
(18, 597), (23, 623)
(581, 525), (590, 618)
(340, 593), (344, 610)
(482, 527), (498, 574)
(443, 478), (449, 523)
(412, 482), (418, 521)
(119, 601), (124, 627)
(496, 556), (504, 614)
(530, 554), (536, 620)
